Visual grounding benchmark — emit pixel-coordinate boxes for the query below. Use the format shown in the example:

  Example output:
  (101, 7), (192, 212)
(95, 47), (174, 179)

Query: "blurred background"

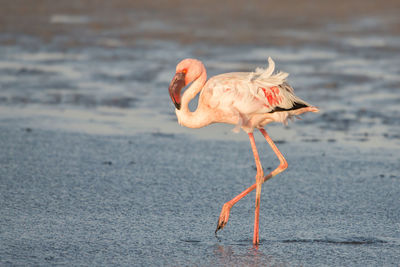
(1, 0), (400, 144)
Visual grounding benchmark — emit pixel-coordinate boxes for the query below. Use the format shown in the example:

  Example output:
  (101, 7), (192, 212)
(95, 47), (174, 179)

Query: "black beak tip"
(169, 71), (185, 111)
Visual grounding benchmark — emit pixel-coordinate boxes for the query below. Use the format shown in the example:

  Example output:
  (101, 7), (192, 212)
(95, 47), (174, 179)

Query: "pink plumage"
(169, 57), (318, 132)
(168, 57), (319, 246)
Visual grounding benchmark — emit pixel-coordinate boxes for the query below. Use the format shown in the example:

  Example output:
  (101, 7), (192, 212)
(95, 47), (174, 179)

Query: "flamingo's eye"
(182, 69), (187, 74)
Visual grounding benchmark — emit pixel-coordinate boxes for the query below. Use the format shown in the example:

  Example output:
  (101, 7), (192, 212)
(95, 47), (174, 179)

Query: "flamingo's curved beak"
(168, 72), (186, 110)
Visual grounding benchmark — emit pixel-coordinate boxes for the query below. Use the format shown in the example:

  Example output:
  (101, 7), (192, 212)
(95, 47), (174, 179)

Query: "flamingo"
(168, 57), (319, 246)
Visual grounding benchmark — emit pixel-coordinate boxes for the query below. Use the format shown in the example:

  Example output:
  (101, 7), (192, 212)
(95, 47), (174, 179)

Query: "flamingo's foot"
(215, 203), (232, 234)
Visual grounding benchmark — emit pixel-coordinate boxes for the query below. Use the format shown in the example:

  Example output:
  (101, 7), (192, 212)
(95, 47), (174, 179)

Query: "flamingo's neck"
(176, 69), (211, 128)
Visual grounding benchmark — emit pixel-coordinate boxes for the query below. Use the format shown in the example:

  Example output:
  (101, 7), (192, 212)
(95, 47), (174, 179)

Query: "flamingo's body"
(168, 57), (319, 246)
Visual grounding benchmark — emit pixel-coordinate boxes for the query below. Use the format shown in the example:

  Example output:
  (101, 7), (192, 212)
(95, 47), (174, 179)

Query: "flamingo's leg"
(215, 129), (288, 242)
(258, 128), (288, 174)
(248, 132), (264, 246)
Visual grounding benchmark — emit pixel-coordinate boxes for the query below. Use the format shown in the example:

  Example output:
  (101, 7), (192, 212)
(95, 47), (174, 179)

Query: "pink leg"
(248, 132), (263, 246)
(215, 129), (288, 245)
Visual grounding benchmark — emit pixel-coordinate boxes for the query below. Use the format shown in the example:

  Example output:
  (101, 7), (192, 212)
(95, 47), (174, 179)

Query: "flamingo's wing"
(203, 58), (309, 115)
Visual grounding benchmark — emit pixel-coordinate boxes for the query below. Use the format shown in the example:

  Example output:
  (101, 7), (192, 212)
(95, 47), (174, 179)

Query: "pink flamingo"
(168, 57), (319, 246)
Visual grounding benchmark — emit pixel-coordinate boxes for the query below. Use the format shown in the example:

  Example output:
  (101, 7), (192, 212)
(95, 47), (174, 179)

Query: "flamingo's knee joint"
(280, 161), (288, 171)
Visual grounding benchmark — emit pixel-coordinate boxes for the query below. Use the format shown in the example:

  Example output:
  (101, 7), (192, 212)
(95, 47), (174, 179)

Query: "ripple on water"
(280, 236), (389, 245)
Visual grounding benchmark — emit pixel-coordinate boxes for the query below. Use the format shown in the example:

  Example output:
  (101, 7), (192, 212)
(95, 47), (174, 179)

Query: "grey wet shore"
(1, 123), (399, 266)
(1, 0), (400, 266)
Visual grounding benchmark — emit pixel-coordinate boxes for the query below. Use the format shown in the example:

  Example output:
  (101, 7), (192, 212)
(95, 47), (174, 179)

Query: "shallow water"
(0, 127), (399, 266)
(1, 1), (400, 266)
(1, 33), (399, 146)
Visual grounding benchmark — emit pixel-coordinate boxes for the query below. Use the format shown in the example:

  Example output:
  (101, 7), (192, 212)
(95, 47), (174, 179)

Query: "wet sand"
(1, 0), (400, 266)
(1, 123), (399, 266)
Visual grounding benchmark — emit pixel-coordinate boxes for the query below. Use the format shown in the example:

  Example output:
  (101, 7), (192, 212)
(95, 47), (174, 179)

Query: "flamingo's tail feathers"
(250, 57), (288, 85)
(309, 106), (320, 113)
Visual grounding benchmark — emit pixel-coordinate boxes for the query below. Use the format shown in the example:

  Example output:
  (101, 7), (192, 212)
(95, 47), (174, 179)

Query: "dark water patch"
(355, 108), (381, 119)
(319, 72), (373, 86)
(0, 67), (48, 76)
(44, 255), (55, 261)
(93, 72), (137, 83)
(383, 133), (400, 140)
(43, 81), (76, 90)
(44, 93), (63, 105)
(151, 132), (175, 138)
(302, 138), (321, 142)
(346, 137), (369, 142)
(65, 93), (97, 107)
(17, 67), (49, 76)
(356, 108), (400, 126)
(181, 239), (202, 243)
(318, 112), (359, 131)
(0, 92), (138, 108)
(230, 238), (254, 246)
(100, 97), (137, 108)
(10, 95), (37, 104)
(133, 67), (163, 82)
(280, 237), (388, 245)
(2, 79), (75, 92)
(44, 93), (137, 108)
(379, 174), (399, 179)
(109, 66), (162, 83)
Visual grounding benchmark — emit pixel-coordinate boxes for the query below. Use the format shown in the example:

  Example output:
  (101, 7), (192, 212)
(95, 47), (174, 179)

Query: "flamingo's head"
(168, 58), (204, 110)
